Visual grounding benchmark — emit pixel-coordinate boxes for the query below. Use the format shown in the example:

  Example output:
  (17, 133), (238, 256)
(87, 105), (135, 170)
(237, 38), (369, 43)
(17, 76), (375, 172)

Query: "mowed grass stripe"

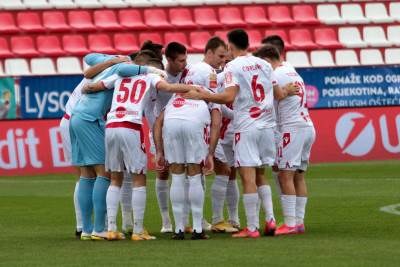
(0, 160), (399, 267)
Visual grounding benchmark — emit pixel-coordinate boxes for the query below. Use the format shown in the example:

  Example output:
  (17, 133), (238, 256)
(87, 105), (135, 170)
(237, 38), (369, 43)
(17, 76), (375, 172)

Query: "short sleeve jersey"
(102, 73), (162, 125)
(64, 78), (87, 116)
(274, 64), (313, 130)
(224, 55), (277, 132)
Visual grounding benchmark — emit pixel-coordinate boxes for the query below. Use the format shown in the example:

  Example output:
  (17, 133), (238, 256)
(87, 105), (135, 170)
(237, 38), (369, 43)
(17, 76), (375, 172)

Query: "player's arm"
(273, 83), (300, 100)
(118, 64), (167, 78)
(156, 81), (201, 93)
(83, 56), (129, 79)
(184, 86), (238, 104)
(204, 108), (221, 174)
(82, 74), (118, 94)
(153, 110), (166, 169)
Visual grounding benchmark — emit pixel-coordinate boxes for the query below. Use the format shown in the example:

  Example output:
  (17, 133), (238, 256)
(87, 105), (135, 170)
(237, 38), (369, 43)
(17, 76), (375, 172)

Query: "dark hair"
(253, 44), (280, 61)
(204, 36), (227, 54)
(147, 58), (165, 70)
(227, 29), (249, 50)
(165, 42), (187, 60)
(262, 35), (285, 54)
(133, 49), (158, 65)
(141, 40), (163, 60)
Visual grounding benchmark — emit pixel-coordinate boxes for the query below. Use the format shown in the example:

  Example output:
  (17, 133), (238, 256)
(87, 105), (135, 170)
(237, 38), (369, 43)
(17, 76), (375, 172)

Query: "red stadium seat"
(214, 30), (228, 43)
(248, 30), (262, 50)
(94, 10), (122, 31)
(11, 36), (40, 57)
(164, 32), (191, 51)
(114, 33), (139, 54)
(63, 34), (90, 56)
(17, 12), (45, 32)
(37, 35), (64, 56)
(314, 28), (343, 49)
(268, 6), (295, 26)
(68, 10), (96, 31)
(218, 7), (246, 27)
(289, 29), (319, 50)
(169, 8), (196, 29)
(139, 33), (163, 47)
(42, 11), (70, 32)
(264, 30), (293, 50)
(0, 38), (13, 58)
(88, 34), (116, 54)
(144, 9), (172, 29)
(243, 6), (271, 26)
(190, 31), (212, 52)
(118, 10), (147, 30)
(194, 8), (220, 28)
(0, 12), (19, 33)
(292, 5), (319, 25)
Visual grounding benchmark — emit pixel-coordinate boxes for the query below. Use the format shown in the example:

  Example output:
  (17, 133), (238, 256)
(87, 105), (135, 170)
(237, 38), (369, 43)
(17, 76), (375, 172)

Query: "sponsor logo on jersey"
(115, 106), (126, 119)
(249, 107), (262, 118)
(335, 112), (375, 157)
(172, 97), (186, 108)
(209, 73), (217, 89)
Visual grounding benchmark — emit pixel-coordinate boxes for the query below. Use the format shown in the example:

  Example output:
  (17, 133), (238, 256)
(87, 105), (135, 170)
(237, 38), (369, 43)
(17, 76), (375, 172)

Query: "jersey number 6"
(251, 75), (265, 102)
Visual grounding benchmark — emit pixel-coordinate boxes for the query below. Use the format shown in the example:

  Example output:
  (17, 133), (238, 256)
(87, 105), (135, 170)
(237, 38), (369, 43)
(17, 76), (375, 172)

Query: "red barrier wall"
(0, 106), (399, 175)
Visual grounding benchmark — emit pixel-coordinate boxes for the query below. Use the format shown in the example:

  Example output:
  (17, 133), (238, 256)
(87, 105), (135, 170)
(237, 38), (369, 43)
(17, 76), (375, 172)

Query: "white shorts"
(59, 116), (72, 163)
(215, 140), (234, 167)
(277, 127), (316, 171)
(273, 128), (281, 166)
(163, 119), (207, 164)
(105, 125), (147, 174)
(234, 128), (276, 167)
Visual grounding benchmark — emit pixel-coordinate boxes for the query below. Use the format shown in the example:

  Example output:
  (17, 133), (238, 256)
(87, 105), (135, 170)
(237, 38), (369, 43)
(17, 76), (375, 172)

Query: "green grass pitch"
(0, 160), (399, 267)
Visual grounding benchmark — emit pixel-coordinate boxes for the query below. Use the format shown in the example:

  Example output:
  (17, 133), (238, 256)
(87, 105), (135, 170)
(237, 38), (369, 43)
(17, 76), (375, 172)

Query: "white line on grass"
(380, 203), (400, 216)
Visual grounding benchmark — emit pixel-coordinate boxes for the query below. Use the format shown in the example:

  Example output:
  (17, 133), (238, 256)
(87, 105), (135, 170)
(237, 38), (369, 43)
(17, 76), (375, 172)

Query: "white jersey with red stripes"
(185, 61), (218, 92)
(102, 73), (162, 125)
(224, 55), (277, 133)
(274, 64), (314, 131)
(65, 78), (87, 116)
(154, 65), (190, 116)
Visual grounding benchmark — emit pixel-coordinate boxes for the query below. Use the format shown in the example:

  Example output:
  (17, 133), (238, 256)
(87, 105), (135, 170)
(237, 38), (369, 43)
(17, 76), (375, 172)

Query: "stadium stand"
(0, 0), (398, 75)
(31, 58), (57, 75)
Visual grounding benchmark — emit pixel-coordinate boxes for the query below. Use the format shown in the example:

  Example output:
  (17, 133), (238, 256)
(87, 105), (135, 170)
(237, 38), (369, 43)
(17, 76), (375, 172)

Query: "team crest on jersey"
(225, 71), (233, 85)
(283, 133), (291, 148)
(172, 97), (186, 108)
(115, 106), (126, 119)
(209, 73), (217, 89)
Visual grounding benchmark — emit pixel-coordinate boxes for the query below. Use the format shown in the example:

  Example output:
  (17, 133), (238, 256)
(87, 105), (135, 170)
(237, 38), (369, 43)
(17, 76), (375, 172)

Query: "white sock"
(296, 196), (308, 225)
(182, 178), (190, 227)
(188, 174), (204, 233)
(211, 175), (229, 224)
(272, 171), (282, 196)
(226, 179), (240, 225)
(258, 185), (275, 222)
(106, 185), (120, 232)
(170, 173), (186, 233)
(132, 186), (146, 234)
(243, 193), (259, 232)
(120, 174), (133, 231)
(256, 199), (261, 229)
(280, 194), (296, 227)
(73, 181), (82, 231)
(156, 178), (171, 227)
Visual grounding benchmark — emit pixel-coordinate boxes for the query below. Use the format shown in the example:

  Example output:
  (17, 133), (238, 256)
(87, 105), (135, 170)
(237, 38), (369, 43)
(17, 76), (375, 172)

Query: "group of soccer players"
(60, 28), (315, 241)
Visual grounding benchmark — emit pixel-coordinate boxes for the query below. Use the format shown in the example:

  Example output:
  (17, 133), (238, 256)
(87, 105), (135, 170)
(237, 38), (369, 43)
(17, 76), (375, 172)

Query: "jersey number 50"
(117, 78), (146, 104)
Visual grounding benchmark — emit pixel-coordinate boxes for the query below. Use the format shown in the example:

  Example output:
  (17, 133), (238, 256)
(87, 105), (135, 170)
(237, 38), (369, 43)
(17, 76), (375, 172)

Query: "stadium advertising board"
(20, 75), (83, 119)
(0, 106), (398, 175)
(298, 65), (400, 109)
(0, 78), (17, 120)
(0, 119), (154, 175)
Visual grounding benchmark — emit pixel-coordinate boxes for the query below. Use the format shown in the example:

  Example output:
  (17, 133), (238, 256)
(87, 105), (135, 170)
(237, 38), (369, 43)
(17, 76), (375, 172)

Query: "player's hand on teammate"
(203, 153), (214, 175)
(285, 82), (301, 96)
(111, 56), (130, 64)
(182, 86), (206, 100)
(155, 151), (167, 171)
(148, 66), (168, 79)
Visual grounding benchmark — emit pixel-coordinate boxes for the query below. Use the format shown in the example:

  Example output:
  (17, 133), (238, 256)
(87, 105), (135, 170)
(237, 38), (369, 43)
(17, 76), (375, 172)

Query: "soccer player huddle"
(59, 28), (315, 241)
